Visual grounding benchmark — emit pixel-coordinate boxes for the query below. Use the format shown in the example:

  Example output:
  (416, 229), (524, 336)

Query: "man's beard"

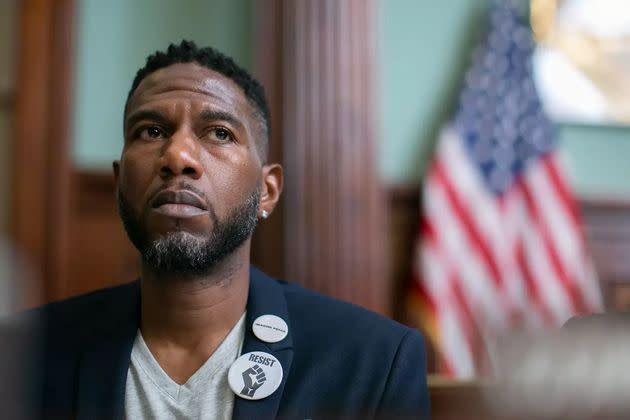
(117, 185), (260, 278)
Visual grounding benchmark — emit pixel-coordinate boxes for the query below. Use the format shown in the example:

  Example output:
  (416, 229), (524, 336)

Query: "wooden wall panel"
(428, 379), (499, 420)
(11, 0), (75, 306)
(65, 172), (138, 299)
(250, 0), (285, 279)
(279, 0), (388, 315)
(580, 198), (630, 309)
(45, 0), (75, 301)
(387, 185), (422, 322)
(388, 185), (630, 315)
(11, 0), (55, 302)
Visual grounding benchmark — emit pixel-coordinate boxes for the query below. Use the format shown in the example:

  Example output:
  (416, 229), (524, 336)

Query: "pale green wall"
(379, 0), (486, 184)
(72, 0), (253, 169)
(73, 0), (630, 198)
(379, 0), (630, 197)
(559, 124), (630, 196)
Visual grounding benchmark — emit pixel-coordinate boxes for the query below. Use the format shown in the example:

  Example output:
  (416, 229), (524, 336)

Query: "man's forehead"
(127, 63), (247, 111)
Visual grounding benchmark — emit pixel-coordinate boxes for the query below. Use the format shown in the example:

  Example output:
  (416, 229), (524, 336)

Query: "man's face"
(114, 63), (274, 276)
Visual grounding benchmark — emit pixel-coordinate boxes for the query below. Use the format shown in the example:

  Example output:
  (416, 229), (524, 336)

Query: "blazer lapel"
(75, 282), (140, 420)
(232, 267), (294, 420)
(73, 270), (293, 420)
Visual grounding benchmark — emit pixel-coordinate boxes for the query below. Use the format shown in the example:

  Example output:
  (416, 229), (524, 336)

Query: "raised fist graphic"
(241, 364), (266, 397)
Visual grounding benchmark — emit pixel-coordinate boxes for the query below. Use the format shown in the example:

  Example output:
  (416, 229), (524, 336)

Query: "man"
(29, 41), (430, 419)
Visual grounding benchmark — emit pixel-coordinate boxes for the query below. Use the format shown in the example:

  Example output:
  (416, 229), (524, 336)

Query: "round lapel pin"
(228, 351), (283, 400)
(252, 314), (289, 343)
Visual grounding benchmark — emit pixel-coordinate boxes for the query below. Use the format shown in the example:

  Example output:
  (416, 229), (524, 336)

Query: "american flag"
(408, 0), (602, 378)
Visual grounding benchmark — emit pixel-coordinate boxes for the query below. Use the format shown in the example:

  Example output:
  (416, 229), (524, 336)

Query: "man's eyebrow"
(198, 109), (244, 130)
(125, 110), (169, 130)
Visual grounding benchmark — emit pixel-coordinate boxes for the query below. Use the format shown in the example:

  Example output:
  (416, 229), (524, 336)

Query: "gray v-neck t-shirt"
(124, 313), (246, 420)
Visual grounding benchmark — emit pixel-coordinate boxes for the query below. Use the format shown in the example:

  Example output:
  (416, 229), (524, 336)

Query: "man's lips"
(150, 190), (208, 218)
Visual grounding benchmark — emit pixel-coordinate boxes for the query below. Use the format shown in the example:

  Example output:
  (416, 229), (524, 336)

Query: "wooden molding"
(250, 0), (285, 279)
(72, 170), (118, 216)
(387, 184), (421, 322)
(44, 0), (75, 302)
(277, 0), (389, 315)
(578, 196), (630, 309)
(11, 0), (75, 306)
(64, 171), (138, 300)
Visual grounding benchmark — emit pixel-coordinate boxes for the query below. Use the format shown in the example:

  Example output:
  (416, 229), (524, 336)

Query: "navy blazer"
(26, 267), (430, 419)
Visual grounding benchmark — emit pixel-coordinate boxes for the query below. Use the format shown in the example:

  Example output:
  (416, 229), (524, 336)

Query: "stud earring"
(261, 210), (269, 219)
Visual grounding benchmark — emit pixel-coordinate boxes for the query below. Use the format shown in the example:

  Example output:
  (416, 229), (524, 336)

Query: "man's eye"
(138, 126), (165, 140)
(210, 127), (233, 142)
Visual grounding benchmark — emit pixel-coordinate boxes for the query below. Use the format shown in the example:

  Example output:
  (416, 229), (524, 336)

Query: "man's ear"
(259, 163), (283, 218)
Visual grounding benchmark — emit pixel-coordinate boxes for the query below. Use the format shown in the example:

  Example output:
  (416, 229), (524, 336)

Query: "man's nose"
(157, 129), (203, 179)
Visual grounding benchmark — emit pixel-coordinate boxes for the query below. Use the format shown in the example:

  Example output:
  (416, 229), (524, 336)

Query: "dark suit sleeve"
(376, 329), (431, 419)
(0, 315), (44, 420)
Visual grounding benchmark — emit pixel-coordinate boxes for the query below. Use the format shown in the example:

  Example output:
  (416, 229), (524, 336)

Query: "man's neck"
(138, 248), (250, 384)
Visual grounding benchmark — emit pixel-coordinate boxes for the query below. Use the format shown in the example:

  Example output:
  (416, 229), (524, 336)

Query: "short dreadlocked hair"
(125, 40), (270, 160)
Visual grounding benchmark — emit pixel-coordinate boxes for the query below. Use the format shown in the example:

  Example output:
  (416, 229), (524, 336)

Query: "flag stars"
(454, 2), (556, 196)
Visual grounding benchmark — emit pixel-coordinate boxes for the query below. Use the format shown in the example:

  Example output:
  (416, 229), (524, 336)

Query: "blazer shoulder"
(276, 279), (430, 418)
(29, 281), (139, 332)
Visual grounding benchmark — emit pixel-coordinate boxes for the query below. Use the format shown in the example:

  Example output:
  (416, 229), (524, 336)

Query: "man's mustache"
(149, 181), (209, 207)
